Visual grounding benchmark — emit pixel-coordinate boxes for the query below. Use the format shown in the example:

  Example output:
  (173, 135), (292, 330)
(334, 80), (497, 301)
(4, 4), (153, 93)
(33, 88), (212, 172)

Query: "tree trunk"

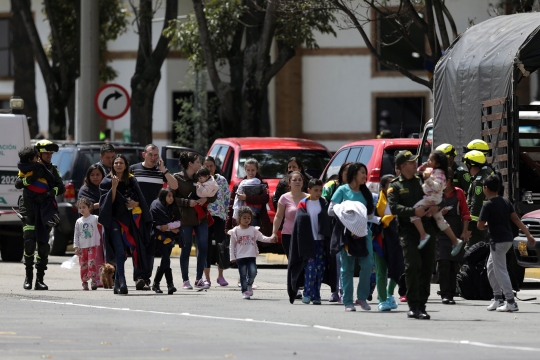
(131, 65), (160, 145)
(47, 92), (67, 139)
(11, 0), (39, 138)
(67, 90), (75, 139)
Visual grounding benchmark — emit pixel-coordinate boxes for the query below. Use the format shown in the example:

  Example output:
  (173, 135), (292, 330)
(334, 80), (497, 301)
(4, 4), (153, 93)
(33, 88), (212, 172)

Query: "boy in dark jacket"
(288, 179), (332, 304)
(478, 175), (535, 312)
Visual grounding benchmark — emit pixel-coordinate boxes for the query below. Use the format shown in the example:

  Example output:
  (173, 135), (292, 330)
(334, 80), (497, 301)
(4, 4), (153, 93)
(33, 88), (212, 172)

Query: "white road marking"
(21, 299), (540, 352)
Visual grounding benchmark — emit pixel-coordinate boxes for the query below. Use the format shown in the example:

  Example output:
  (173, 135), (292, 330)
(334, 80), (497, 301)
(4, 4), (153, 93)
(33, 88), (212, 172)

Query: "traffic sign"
(94, 84), (131, 120)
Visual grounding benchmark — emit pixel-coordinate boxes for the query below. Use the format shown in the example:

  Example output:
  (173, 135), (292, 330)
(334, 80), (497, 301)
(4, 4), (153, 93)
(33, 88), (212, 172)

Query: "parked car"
(161, 145), (206, 175)
(513, 210), (540, 277)
(320, 138), (422, 193)
(50, 142), (144, 255)
(0, 98), (31, 262)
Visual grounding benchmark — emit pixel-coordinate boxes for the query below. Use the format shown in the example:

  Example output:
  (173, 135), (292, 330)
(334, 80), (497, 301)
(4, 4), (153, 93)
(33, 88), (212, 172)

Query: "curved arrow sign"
(94, 84), (130, 120)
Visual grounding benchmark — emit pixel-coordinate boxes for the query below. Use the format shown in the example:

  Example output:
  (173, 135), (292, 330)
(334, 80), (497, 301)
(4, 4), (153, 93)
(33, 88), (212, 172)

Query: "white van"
(0, 98), (31, 262)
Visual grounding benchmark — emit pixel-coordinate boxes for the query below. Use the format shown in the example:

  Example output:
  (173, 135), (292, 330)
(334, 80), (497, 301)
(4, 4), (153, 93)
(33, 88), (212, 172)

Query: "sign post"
(94, 84), (131, 141)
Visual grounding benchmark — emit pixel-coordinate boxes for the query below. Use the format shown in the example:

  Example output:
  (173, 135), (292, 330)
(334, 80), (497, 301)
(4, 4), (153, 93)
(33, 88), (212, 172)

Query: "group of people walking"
(16, 139), (536, 317)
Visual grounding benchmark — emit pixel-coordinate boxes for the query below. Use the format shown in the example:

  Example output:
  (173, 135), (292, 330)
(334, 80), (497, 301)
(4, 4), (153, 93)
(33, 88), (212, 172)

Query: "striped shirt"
(130, 163), (166, 208)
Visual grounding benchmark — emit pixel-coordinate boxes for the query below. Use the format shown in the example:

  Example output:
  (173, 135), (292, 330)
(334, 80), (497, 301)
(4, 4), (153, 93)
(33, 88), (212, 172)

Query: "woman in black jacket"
(99, 155), (152, 295)
(78, 164), (105, 216)
(272, 157), (312, 210)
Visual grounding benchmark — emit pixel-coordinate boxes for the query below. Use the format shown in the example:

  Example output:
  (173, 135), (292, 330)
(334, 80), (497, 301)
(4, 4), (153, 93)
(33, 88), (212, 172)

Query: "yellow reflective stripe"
(22, 177), (29, 186)
(471, 215), (479, 221)
(53, 187), (58, 195)
(23, 225), (35, 231)
(24, 252), (34, 257)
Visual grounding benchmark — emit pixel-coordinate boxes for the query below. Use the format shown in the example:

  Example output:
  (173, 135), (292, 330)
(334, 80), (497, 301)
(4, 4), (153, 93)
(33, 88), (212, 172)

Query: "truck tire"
(50, 228), (70, 256)
(0, 234), (24, 262)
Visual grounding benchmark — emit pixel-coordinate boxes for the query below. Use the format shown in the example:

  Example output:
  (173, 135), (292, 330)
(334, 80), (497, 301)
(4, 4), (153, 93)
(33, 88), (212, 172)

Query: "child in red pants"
(74, 197), (102, 290)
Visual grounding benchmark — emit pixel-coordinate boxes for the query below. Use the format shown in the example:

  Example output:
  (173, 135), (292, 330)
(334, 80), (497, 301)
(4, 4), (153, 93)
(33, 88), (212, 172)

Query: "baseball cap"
(395, 150), (419, 167)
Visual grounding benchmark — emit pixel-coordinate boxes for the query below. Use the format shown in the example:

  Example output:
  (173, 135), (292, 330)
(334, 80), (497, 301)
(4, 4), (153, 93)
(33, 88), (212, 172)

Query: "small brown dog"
(99, 263), (115, 289)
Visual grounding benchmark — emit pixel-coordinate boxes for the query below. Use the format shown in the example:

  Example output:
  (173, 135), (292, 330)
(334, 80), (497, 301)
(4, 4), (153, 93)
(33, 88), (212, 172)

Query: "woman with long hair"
(79, 164), (105, 216)
(203, 156), (231, 286)
(329, 162), (375, 312)
(99, 154), (152, 295)
(272, 157), (312, 210)
(173, 152), (217, 290)
(322, 162), (350, 302)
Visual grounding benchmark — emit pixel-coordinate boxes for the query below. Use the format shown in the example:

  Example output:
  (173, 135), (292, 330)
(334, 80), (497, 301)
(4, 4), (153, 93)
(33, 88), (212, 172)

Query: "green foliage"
(174, 95), (222, 151)
(164, 0), (336, 70)
(164, 0), (245, 70)
(43, 0), (128, 83)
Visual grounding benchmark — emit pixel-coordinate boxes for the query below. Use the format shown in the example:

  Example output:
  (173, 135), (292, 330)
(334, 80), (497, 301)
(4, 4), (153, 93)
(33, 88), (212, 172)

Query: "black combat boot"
(164, 268), (176, 295)
(23, 254), (34, 290)
(119, 275), (128, 295)
(152, 266), (164, 294)
(113, 277), (121, 294)
(34, 272), (48, 290)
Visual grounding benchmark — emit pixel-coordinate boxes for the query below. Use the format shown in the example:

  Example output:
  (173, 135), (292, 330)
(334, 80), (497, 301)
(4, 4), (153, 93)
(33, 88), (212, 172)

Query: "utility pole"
(76, 0), (100, 142)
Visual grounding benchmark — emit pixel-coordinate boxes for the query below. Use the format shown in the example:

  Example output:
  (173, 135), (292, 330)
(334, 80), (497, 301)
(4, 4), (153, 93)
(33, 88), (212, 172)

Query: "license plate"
(518, 241), (528, 256)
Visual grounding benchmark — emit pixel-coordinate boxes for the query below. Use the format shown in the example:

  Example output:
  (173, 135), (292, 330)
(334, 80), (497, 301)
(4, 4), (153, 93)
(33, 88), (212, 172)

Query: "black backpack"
(456, 263), (493, 300)
(463, 241), (490, 266)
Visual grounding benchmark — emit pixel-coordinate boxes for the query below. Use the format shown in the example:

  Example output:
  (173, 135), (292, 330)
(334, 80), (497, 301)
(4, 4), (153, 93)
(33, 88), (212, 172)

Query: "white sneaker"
(496, 302), (519, 312)
(247, 285), (253, 296)
(182, 280), (193, 290)
(345, 304), (356, 312)
(242, 291), (250, 299)
(487, 299), (504, 311)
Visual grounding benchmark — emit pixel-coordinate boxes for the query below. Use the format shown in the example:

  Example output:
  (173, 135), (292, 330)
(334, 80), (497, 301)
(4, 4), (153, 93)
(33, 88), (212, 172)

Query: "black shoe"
(167, 283), (177, 295)
(367, 294), (373, 301)
(113, 277), (120, 294)
(135, 278), (145, 290)
(24, 276), (33, 290)
(418, 310), (431, 320)
(448, 298), (456, 305)
(442, 298), (450, 304)
(119, 276), (128, 295)
(152, 282), (163, 294)
(34, 277), (48, 291)
(407, 308), (419, 319)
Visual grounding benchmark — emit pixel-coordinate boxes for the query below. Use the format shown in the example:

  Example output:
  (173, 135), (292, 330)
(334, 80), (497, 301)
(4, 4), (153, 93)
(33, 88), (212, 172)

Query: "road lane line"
(21, 298), (540, 352)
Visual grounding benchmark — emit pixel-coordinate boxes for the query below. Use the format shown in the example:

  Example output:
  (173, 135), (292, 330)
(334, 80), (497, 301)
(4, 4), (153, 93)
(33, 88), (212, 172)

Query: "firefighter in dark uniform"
(16, 140), (65, 290)
(463, 150), (490, 248)
(387, 151), (445, 320)
(436, 143), (470, 192)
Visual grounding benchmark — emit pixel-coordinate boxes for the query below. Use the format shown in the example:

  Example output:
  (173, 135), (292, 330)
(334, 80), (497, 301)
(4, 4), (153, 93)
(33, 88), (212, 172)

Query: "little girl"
(191, 167), (219, 225)
(228, 206), (276, 299)
(150, 188), (181, 294)
(74, 197), (102, 290)
(413, 150), (463, 256)
(232, 171), (262, 220)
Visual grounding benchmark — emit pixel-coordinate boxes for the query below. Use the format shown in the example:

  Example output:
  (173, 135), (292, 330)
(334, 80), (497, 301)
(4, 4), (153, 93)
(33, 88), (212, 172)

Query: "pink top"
(228, 226), (274, 261)
(278, 192), (306, 234)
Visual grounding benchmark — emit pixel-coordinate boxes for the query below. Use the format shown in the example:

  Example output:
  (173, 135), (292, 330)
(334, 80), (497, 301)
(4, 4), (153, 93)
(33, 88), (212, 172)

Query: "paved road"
(1, 256), (540, 360)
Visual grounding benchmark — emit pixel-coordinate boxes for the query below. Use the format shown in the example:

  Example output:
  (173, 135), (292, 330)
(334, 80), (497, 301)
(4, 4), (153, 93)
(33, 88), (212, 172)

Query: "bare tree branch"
(332, 0), (431, 89)
(440, 0), (458, 39)
(433, 0), (450, 49)
(192, 0), (223, 97)
(256, 0), (278, 83)
(263, 42), (295, 85)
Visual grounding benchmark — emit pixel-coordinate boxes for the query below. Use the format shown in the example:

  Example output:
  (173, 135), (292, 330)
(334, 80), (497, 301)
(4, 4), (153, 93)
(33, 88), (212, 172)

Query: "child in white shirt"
(228, 206), (276, 299)
(74, 197), (102, 291)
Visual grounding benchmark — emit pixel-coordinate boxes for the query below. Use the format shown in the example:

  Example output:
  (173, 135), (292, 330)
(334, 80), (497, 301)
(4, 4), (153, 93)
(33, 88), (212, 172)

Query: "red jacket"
(444, 185), (471, 222)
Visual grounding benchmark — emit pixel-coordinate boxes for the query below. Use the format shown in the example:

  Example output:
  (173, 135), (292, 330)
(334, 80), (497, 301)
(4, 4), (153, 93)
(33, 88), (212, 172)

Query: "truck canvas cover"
(434, 13), (540, 154)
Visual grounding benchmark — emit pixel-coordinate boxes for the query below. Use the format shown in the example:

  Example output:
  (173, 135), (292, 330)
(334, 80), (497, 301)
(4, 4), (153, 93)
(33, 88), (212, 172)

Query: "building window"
(373, 9), (426, 74)
(0, 17), (14, 78)
(374, 93), (429, 138)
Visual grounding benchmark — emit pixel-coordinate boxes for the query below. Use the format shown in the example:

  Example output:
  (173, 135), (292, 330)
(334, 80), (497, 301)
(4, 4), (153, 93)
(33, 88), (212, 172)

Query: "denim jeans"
(236, 257), (257, 293)
(180, 223), (209, 282)
(340, 236), (374, 307)
(110, 221), (126, 279)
